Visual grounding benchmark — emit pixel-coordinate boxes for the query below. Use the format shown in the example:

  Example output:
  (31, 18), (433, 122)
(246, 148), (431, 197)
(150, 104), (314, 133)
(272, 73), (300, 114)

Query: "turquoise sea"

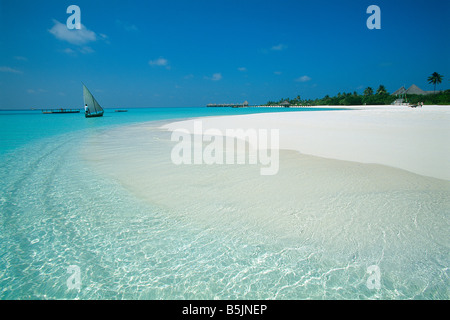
(0, 107), (448, 299)
(0, 107), (314, 155)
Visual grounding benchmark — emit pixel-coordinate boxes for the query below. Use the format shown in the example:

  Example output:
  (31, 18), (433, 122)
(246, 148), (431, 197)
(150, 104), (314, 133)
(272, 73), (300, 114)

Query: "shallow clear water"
(0, 107), (339, 155)
(0, 108), (448, 299)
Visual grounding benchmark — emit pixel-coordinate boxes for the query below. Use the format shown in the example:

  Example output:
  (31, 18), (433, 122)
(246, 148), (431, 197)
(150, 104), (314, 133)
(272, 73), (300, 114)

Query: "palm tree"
(427, 72), (443, 94)
(364, 87), (373, 96)
(376, 85), (387, 95)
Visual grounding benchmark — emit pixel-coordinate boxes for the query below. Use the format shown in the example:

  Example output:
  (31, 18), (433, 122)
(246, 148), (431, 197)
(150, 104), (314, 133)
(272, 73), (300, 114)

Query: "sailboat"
(83, 83), (104, 118)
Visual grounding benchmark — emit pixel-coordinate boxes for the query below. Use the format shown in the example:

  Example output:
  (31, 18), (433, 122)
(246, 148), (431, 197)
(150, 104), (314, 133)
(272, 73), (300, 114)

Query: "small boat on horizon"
(42, 108), (80, 114)
(114, 109), (128, 112)
(83, 83), (104, 118)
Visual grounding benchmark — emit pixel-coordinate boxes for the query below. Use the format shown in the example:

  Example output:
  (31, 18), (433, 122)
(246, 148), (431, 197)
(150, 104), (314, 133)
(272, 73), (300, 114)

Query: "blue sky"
(0, 0), (448, 109)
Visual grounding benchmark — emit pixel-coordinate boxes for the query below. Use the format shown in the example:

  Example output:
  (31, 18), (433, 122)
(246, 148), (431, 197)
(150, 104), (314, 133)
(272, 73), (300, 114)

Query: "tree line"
(266, 85), (396, 106)
(265, 72), (448, 106)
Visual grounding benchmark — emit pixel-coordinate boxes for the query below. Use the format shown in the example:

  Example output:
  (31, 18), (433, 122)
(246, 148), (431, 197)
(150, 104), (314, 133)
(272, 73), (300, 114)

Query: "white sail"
(83, 84), (104, 114)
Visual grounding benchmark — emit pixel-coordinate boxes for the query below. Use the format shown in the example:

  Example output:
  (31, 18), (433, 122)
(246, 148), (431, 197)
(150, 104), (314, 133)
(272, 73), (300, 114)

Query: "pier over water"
(207, 101), (249, 108)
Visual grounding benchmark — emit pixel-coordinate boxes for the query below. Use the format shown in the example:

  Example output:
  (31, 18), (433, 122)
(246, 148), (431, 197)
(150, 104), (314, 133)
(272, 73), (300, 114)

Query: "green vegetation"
(427, 72), (444, 94)
(265, 84), (450, 106)
(265, 85), (395, 106)
(402, 90), (450, 105)
(363, 87), (373, 96)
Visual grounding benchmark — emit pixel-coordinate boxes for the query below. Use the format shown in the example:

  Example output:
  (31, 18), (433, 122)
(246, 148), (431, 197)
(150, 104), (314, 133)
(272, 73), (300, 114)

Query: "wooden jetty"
(42, 108), (81, 114)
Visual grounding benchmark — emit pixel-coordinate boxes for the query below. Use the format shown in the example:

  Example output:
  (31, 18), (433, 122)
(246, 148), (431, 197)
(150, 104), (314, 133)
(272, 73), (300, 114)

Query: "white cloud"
(116, 20), (139, 32)
(0, 66), (22, 74)
(149, 57), (170, 69)
(62, 47), (94, 56)
(274, 71), (282, 75)
(62, 48), (76, 55)
(295, 75), (311, 82)
(212, 73), (222, 81)
(271, 44), (288, 51)
(79, 46), (94, 54)
(205, 73), (222, 81)
(27, 88), (46, 94)
(99, 33), (110, 45)
(238, 67), (247, 72)
(49, 19), (97, 45)
(14, 56), (28, 61)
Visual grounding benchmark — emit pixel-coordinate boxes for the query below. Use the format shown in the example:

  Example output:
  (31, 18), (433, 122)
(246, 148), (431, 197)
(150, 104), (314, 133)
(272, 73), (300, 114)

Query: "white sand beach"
(162, 105), (450, 180)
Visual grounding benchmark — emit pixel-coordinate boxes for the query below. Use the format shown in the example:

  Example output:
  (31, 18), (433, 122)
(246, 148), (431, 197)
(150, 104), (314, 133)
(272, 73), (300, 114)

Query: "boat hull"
(85, 111), (104, 118)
